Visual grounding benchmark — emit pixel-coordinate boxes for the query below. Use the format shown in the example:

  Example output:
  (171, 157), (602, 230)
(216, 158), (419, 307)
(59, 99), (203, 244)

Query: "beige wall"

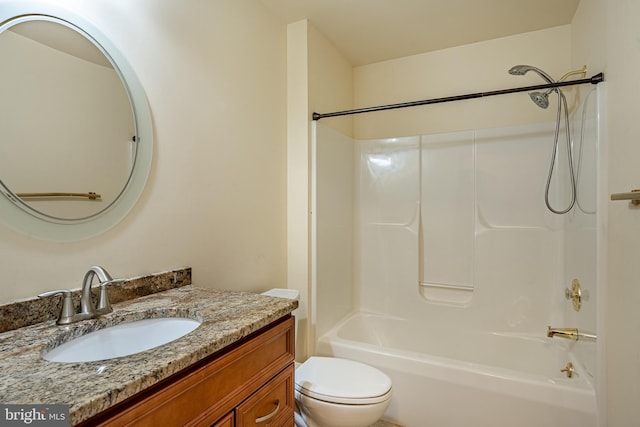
(0, 0), (287, 303)
(604, 1), (640, 424)
(287, 20), (353, 359)
(353, 25), (572, 139)
(307, 23), (354, 352)
(286, 19), (311, 360)
(573, 1), (640, 426)
(307, 24), (353, 138)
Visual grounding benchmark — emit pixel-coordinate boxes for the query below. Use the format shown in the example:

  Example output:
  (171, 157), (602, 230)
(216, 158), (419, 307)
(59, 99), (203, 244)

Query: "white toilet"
(262, 289), (393, 427)
(294, 356), (392, 427)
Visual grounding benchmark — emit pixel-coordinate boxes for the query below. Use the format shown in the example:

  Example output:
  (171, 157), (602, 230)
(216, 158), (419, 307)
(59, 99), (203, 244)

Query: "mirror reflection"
(0, 18), (136, 222)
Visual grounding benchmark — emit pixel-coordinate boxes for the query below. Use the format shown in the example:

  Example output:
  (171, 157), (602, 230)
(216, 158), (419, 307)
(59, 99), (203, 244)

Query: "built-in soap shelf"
(418, 281), (473, 307)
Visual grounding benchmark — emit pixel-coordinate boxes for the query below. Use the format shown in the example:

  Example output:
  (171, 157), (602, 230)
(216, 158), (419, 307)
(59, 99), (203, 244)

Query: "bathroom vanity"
(0, 275), (297, 426)
(80, 316), (295, 426)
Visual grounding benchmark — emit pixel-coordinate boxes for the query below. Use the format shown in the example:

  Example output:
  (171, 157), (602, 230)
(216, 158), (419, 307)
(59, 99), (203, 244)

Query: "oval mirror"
(0, 3), (152, 241)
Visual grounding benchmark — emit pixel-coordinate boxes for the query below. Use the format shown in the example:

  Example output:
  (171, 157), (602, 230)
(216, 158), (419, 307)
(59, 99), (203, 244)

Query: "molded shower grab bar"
(312, 73), (604, 121)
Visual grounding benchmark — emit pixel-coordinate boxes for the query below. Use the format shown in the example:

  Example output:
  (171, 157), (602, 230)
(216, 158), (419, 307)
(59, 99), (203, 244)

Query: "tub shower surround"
(0, 272), (297, 425)
(313, 99), (599, 426)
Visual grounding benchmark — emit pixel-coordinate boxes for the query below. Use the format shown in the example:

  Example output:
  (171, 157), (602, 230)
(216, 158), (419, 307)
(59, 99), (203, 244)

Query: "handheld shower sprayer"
(508, 65), (555, 84)
(508, 64), (587, 214)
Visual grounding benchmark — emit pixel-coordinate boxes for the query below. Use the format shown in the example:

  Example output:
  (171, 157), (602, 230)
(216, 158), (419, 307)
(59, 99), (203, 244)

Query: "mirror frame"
(0, 1), (153, 241)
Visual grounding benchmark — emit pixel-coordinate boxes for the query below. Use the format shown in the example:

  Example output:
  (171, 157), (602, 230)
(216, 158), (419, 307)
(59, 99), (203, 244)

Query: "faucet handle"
(95, 278), (124, 314)
(38, 289), (76, 325)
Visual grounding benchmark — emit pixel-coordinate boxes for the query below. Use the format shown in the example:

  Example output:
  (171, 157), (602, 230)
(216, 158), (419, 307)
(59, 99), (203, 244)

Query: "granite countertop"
(0, 285), (297, 425)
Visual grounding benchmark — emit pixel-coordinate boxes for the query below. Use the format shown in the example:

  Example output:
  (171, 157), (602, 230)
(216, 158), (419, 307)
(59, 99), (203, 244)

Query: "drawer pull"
(255, 400), (280, 424)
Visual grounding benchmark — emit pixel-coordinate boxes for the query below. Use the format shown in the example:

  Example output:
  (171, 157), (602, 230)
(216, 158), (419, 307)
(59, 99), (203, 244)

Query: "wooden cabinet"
(78, 316), (295, 427)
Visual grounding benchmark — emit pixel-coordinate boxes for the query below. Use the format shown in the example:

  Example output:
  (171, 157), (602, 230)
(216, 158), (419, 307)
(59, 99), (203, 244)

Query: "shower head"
(508, 65), (555, 84)
(528, 91), (550, 109)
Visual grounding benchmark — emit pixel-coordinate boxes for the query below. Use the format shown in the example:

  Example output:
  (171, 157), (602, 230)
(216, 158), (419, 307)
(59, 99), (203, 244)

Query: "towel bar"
(610, 189), (640, 205)
(16, 192), (101, 200)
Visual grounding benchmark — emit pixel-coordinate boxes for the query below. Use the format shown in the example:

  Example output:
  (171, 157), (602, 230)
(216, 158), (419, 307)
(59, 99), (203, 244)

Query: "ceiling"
(261, 0), (581, 66)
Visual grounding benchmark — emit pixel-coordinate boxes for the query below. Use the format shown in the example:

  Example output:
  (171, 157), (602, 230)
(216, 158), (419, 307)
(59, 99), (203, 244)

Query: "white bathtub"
(316, 312), (596, 427)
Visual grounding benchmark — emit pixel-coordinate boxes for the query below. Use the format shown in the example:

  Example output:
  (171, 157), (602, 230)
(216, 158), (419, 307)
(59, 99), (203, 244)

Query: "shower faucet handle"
(564, 279), (582, 311)
(560, 362), (574, 378)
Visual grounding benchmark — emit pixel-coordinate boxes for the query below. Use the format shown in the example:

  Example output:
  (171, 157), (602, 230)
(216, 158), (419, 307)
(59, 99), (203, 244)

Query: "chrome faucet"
(547, 326), (597, 341)
(38, 266), (123, 325)
(80, 266), (115, 317)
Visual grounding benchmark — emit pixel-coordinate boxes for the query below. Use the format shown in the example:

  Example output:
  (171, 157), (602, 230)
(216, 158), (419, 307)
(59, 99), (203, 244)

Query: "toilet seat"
(295, 357), (392, 405)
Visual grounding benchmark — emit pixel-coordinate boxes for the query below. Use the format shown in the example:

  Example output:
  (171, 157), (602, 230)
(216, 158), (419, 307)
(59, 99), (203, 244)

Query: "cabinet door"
(236, 365), (294, 426)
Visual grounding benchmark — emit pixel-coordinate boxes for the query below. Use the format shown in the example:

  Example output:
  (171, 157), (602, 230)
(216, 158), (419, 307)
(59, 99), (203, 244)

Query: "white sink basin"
(43, 317), (201, 363)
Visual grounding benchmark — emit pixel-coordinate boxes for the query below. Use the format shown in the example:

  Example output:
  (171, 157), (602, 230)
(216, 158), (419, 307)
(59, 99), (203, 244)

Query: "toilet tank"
(261, 288), (300, 301)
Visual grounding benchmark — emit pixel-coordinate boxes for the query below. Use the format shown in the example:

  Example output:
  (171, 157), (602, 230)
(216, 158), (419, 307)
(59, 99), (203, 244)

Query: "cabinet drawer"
(236, 365), (294, 427)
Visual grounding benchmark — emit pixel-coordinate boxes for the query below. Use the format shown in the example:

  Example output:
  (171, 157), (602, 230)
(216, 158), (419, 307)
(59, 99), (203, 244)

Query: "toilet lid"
(295, 357), (392, 405)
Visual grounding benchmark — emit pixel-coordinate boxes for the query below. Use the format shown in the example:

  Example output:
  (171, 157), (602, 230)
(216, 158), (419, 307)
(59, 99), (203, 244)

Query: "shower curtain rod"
(311, 72), (604, 121)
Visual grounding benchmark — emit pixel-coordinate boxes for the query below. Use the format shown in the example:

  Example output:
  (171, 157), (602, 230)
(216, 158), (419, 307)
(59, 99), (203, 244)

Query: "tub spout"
(547, 327), (578, 340)
(547, 326), (596, 341)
